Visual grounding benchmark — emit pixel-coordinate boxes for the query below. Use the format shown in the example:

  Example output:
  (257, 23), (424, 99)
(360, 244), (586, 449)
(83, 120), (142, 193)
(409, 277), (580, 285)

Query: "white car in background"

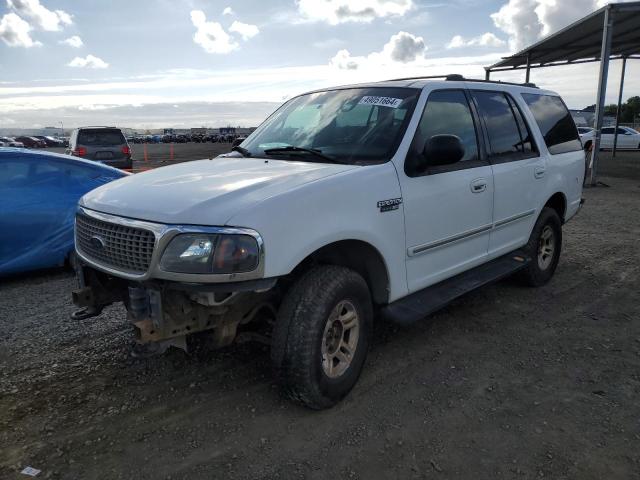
(600, 126), (640, 150)
(577, 127), (594, 150)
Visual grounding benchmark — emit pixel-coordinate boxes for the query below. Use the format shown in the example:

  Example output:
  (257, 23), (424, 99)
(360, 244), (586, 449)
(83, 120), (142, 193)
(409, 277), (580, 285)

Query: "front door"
(399, 89), (494, 293)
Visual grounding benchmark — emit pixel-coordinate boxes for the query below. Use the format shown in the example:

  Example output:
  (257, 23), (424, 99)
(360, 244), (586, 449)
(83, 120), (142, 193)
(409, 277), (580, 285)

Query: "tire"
(518, 207), (562, 287)
(271, 265), (373, 409)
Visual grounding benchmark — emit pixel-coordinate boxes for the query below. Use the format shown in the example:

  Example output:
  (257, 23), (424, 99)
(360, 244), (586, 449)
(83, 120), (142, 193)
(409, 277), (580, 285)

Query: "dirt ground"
(1, 150), (639, 480)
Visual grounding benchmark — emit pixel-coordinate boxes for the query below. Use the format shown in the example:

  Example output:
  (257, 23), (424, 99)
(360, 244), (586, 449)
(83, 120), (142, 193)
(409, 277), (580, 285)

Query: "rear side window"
(77, 129), (125, 146)
(472, 91), (534, 161)
(521, 94), (582, 155)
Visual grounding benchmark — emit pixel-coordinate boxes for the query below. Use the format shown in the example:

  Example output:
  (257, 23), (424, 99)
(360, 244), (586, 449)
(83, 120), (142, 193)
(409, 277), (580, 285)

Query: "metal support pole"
(612, 56), (627, 158)
(589, 7), (614, 187)
(525, 54), (531, 83)
(485, 69), (490, 80)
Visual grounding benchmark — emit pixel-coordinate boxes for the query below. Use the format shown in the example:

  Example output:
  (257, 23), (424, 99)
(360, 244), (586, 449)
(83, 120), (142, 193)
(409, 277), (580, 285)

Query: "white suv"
(71, 76), (584, 409)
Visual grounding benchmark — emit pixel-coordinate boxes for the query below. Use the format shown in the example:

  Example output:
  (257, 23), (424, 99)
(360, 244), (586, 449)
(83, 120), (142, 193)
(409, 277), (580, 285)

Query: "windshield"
(241, 87), (420, 164)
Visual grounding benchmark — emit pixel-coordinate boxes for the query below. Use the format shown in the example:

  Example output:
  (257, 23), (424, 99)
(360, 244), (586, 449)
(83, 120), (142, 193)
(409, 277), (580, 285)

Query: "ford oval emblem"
(90, 235), (106, 250)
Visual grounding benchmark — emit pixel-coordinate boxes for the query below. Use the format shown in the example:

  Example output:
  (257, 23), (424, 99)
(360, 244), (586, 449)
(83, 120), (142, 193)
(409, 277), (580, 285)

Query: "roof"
(303, 76), (550, 95)
(487, 1), (640, 72)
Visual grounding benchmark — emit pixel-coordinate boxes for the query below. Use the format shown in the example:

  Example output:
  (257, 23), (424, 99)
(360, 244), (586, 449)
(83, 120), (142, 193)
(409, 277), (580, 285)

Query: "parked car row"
(0, 135), (69, 148)
(126, 133), (245, 144)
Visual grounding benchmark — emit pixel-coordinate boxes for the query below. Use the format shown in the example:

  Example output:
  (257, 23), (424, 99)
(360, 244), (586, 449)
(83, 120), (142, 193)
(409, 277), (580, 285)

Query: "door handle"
(534, 166), (546, 179)
(470, 178), (487, 193)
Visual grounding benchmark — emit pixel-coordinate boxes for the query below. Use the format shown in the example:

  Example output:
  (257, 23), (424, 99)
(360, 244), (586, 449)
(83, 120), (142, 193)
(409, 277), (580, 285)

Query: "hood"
(80, 156), (358, 225)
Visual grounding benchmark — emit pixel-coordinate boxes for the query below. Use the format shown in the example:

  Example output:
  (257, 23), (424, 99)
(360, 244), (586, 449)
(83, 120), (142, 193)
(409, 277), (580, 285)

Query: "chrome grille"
(75, 213), (155, 274)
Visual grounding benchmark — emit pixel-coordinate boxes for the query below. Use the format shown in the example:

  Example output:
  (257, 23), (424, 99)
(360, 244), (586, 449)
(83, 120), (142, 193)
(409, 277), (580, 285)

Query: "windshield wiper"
(231, 145), (252, 157)
(262, 146), (342, 164)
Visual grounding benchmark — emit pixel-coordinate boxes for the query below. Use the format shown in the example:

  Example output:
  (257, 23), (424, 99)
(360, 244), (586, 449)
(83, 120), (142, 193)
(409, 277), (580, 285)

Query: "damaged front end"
(72, 263), (278, 353)
(70, 207), (276, 355)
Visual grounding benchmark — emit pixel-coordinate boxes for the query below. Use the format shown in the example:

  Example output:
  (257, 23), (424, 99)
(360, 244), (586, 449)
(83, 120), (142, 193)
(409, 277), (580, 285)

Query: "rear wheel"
(271, 265), (372, 409)
(518, 207), (562, 287)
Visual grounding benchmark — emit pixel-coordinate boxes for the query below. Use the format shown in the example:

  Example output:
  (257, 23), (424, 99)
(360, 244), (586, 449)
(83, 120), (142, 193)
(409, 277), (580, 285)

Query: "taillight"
(122, 146), (131, 155)
(73, 147), (87, 156)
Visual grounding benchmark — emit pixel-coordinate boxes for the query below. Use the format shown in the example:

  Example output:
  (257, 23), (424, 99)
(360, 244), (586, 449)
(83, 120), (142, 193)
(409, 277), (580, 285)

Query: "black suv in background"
(67, 126), (132, 169)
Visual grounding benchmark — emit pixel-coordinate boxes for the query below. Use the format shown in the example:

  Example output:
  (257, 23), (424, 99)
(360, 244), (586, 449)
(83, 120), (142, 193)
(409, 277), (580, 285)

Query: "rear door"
(600, 127), (615, 148)
(399, 89), (494, 292)
(470, 89), (546, 257)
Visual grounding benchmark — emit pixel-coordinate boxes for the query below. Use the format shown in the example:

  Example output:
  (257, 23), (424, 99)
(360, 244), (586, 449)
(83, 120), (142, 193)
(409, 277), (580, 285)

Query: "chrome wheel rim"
(321, 300), (360, 378)
(537, 225), (555, 270)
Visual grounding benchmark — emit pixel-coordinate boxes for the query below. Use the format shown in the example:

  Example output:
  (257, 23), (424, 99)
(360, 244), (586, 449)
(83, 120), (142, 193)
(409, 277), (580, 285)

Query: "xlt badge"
(377, 198), (403, 212)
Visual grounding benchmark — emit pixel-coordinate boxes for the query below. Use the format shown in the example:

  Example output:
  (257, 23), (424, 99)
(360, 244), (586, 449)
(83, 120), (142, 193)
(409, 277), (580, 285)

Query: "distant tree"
(621, 96), (640, 123)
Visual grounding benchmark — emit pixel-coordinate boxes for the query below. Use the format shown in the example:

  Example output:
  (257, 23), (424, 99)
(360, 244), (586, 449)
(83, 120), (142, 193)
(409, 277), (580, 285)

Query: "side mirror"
(422, 134), (465, 167)
(231, 137), (246, 148)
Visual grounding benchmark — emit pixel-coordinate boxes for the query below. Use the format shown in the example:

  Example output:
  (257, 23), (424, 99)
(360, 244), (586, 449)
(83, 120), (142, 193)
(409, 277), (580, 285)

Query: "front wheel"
(271, 265), (372, 409)
(518, 207), (562, 287)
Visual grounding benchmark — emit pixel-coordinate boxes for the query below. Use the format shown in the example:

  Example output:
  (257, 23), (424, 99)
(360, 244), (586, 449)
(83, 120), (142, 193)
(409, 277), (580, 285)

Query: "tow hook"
(71, 306), (104, 320)
(71, 286), (104, 320)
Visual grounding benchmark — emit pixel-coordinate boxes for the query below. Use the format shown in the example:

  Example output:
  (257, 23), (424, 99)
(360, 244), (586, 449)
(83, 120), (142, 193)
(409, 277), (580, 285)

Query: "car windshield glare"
(241, 87), (420, 164)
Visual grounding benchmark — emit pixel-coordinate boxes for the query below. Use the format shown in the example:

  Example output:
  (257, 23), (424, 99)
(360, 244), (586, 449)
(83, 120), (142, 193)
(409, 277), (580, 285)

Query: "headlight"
(160, 233), (260, 274)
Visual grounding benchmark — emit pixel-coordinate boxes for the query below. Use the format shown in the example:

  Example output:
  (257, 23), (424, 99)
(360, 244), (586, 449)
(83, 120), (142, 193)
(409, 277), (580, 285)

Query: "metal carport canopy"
(485, 1), (640, 186)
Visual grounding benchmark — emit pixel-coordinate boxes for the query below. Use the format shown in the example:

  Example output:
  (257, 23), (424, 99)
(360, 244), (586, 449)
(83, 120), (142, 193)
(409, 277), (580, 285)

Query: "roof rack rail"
(384, 74), (538, 88)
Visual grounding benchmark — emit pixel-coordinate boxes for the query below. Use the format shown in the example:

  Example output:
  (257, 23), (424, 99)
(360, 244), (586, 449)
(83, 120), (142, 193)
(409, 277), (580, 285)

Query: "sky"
(0, 0), (638, 130)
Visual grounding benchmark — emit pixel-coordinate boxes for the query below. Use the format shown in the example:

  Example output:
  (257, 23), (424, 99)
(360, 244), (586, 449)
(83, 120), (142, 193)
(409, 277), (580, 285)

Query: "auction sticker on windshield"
(358, 96), (403, 108)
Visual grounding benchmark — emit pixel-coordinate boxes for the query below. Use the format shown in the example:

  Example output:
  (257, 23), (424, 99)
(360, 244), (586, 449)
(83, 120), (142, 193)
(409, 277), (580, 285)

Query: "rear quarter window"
(521, 94), (582, 155)
(77, 129), (125, 146)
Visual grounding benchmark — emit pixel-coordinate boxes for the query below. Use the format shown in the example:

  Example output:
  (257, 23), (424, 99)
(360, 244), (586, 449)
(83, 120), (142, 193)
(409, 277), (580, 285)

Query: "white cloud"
(67, 54), (109, 69)
(60, 35), (83, 48)
(447, 32), (506, 49)
(190, 10), (238, 54)
(7, 0), (72, 31)
(330, 49), (360, 70)
(222, 6), (234, 15)
(491, 0), (637, 52)
(229, 20), (259, 40)
(0, 12), (41, 47)
(331, 31), (426, 70)
(297, 0), (413, 24)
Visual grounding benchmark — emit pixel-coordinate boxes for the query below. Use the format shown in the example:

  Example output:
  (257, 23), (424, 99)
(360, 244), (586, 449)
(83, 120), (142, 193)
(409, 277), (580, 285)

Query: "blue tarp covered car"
(0, 148), (128, 276)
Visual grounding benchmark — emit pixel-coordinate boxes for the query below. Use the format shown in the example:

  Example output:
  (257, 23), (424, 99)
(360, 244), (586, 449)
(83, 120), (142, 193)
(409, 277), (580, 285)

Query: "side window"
(521, 93), (582, 154)
(601, 127), (614, 134)
(472, 91), (530, 160)
(406, 89), (479, 176)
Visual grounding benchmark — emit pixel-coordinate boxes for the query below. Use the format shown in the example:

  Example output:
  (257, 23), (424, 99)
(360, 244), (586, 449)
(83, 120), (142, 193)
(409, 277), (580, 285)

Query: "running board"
(382, 251), (530, 326)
